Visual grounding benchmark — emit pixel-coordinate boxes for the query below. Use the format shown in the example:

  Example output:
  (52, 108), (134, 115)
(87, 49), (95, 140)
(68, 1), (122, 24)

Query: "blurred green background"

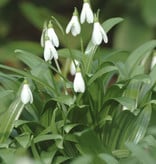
(0, 0), (155, 67)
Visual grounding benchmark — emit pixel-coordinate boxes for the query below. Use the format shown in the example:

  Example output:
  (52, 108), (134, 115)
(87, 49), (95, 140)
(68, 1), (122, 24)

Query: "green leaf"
(0, 63), (55, 94)
(0, 97), (24, 143)
(76, 130), (105, 154)
(15, 133), (31, 148)
(126, 40), (156, 75)
(127, 105), (151, 144)
(34, 134), (62, 143)
(15, 49), (55, 88)
(112, 97), (136, 113)
(88, 66), (117, 85)
(98, 153), (119, 164)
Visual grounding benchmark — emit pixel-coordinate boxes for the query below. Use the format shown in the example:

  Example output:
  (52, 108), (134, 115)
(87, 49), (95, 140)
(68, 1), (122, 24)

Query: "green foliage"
(0, 1), (156, 164)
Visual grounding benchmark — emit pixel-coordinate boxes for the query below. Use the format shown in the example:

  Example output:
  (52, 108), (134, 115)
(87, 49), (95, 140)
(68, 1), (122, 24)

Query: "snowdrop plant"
(20, 81), (33, 104)
(0, 1), (156, 164)
(66, 7), (81, 36)
(80, 0), (94, 24)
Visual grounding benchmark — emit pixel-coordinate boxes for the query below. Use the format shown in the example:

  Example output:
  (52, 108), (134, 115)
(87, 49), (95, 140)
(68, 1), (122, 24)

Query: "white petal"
(66, 16), (81, 36)
(70, 60), (79, 75)
(73, 72), (85, 93)
(21, 84), (33, 104)
(44, 41), (52, 61)
(66, 17), (73, 34)
(91, 22), (103, 45)
(99, 25), (108, 43)
(47, 28), (59, 47)
(85, 3), (94, 23)
(80, 3), (86, 24)
(50, 44), (58, 60)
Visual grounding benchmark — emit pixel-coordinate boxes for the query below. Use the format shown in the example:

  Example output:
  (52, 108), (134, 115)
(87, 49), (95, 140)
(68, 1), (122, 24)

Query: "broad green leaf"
(98, 153), (119, 164)
(64, 124), (80, 133)
(0, 64), (55, 94)
(34, 134), (62, 143)
(102, 17), (124, 33)
(76, 130), (105, 154)
(112, 97), (136, 113)
(0, 90), (14, 114)
(88, 66), (117, 85)
(15, 49), (55, 89)
(127, 105), (151, 144)
(126, 40), (156, 75)
(112, 149), (130, 158)
(15, 133), (31, 148)
(53, 156), (71, 164)
(0, 97), (24, 143)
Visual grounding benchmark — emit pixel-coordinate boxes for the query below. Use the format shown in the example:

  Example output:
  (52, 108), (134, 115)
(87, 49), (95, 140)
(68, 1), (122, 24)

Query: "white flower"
(80, 2), (94, 24)
(73, 71), (85, 93)
(70, 60), (79, 75)
(44, 40), (58, 61)
(66, 15), (81, 36)
(20, 83), (33, 104)
(91, 22), (108, 45)
(47, 27), (59, 48)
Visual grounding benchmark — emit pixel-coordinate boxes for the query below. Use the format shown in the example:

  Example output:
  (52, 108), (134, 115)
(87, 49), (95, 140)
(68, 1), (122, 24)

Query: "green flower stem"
(54, 58), (68, 95)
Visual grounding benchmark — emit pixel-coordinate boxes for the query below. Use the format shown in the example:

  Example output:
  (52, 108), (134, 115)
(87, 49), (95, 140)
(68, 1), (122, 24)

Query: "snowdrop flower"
(73, 68), (85, 93)
(80, 0), (94, 24)
(44, 38), (58, 61)
(70, 60), (79, 75)
(47, 22), (59, 47)
(20, 82), (33, 104)
(91, 17), (108, 45)
(66, 8), (81, 36)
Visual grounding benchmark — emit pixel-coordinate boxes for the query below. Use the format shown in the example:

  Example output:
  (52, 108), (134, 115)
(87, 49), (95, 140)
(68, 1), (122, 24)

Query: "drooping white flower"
(47, 27), (59, 48)
(73, 70), (85, 93)
(44, 39), (58, 61)
(80, 1), (94, 24)
(66, 8), (81, 36)
(20, 83), (33, 104)
(91, 21), (108, 45)
(70, 60), (79, 75)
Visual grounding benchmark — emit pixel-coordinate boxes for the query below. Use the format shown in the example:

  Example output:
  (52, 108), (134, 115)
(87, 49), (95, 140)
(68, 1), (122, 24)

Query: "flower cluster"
(20, 0), (109, 104)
